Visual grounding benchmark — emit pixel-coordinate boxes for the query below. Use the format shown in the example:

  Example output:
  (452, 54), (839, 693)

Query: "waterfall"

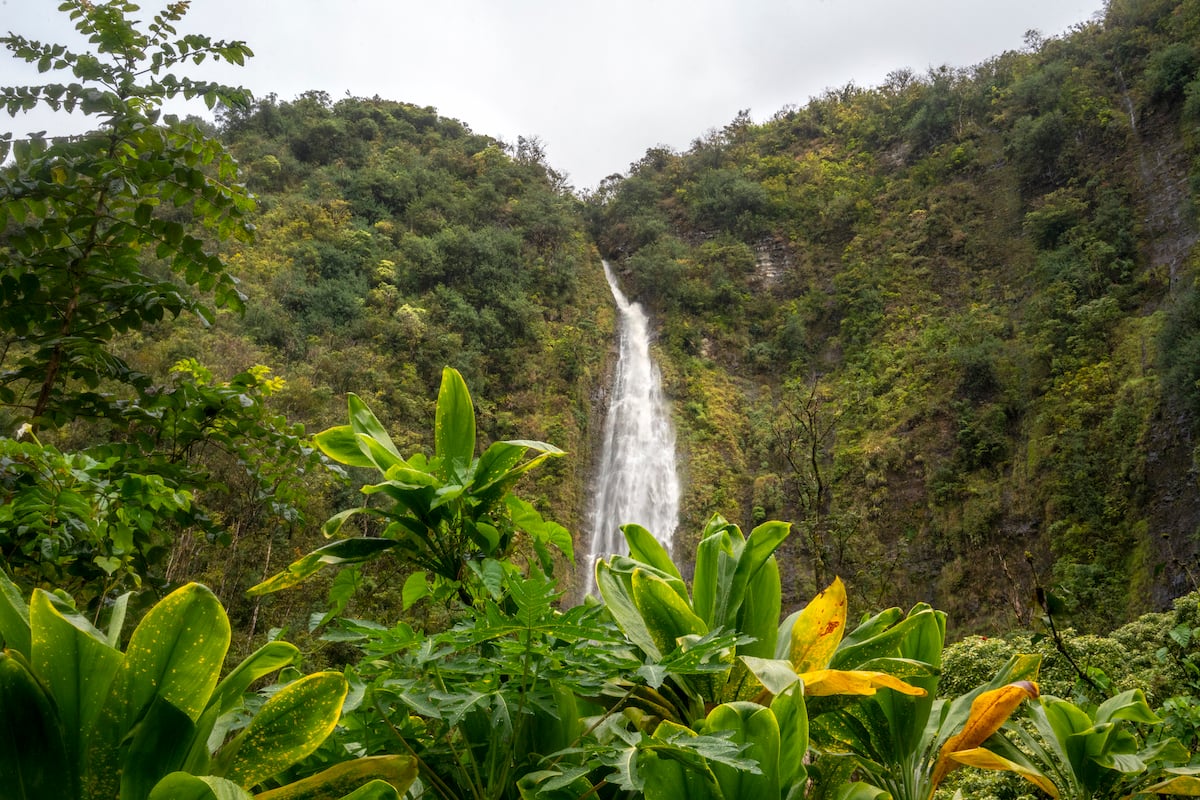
(581, 261), (681, 597)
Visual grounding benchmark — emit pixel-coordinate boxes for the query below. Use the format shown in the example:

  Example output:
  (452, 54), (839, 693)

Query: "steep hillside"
(114, 94), (615, 631)
(587, 0), (1200, 632)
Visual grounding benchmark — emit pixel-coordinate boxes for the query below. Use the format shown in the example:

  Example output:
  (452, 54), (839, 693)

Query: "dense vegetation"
(2, 1), (1200, 798)
(587, 0), (1200, 632)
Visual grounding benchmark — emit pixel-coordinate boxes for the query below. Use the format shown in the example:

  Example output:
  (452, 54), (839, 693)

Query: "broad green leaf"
(738, 553), (781, 660)
(871, 603), (947, 758)
(0, 571), (31, 657)
(789, 577), (848, 673)
(434, 366), (475, 472)
(596, 560), (662, 660)
(1094, 688), (1159, 725)
(214, 671), (348, 788)
(640, 721), (723, 800)
(347, 393), (402, 461)
(356, 433), (406, 472)
(473, 441), (528, 490)
(0, 649), (74, 799)
(148, 773), (254, 800)
(831, 606), (938, 669)
(247, 538), (399, 595)
(401, 571), (429, 610)
(186, 641), (302, 771)
(692, 523), (734, 627)
(87, 583), (229, 798)
(632, 568), (708, 658)
(29, 589), (122, 775)
(702, 701), (781, 800)
(739, 656), (801, 696)
(314, 425), (374, 468)
(254, 756), (417, 800)
(716, 520), (789, 633)
(120, 696), (197, 800)
(623, 523), (682, 582)
(771, 683), (808, 796)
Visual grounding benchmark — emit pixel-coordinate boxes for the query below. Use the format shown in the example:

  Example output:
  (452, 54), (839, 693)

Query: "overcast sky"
(2, 0), (1105, 190)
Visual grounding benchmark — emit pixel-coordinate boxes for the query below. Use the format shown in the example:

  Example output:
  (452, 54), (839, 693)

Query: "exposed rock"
(753, 235), (793, 290)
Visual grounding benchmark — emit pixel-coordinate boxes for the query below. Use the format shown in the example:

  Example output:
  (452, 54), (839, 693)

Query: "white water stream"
(581, 261), (680, 596)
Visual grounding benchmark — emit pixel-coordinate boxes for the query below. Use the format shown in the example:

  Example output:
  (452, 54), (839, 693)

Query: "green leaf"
(184, 641), (302, 773)
(692, 518), (735, 626)
(716, 520), (789, 634)
(148, 773), (254, 800)
(120, 696), (197, 800)
(739, 656), (801, 696)
(472, 441), (528, 490)
(623, 523), (682, 582)
(702, 701), (781, 800)
(402, 571), (429, 610)
(29, 589), (122, 776)
(1094, 688), (1159, 725)
(0, 649), (74, 799)
(771, 683), (809, 796)
(254, 756), (417, 800)
(434, 366), (476, 473)
(314, 425), (374, 468)
(0, 571), (32, 658)
(248, 538), (399, 595)
(632, 568), (708, 658)
(86, 584), (230, 798)
(347, 394), (402, 461)
(596, 560), (663, 660)
(738, 553), (781, 661)
(213, 671), (348, 788)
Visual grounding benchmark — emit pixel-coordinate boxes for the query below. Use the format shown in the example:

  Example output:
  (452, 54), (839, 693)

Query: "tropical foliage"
(0, 574), (415, 799)
(2, 2), (1200, 800)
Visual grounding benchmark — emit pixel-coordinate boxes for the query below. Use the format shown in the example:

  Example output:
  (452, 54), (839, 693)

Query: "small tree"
(0, 0), (255, 426)
(0, 3), (325, 603)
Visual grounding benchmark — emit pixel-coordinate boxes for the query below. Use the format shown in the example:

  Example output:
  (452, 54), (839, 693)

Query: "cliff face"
(587, 0), (1200, 631)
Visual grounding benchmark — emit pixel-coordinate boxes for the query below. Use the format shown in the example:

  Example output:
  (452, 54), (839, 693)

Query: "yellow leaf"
(948, 747), (1059, 798)
(932, 682), (1039, 789)
(1143, 775), (1200, 795)
(788, 577), (847, 673)
(799, 668), (927, 697)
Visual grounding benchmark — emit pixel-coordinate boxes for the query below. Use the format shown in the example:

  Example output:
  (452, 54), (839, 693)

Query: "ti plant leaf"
(212, 671), (349, 788)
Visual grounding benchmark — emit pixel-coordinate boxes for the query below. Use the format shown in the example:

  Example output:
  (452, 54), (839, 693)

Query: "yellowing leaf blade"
(788, 577), (847, 673)
(799, 668), (927, 697)
(933, 681), (1039, 789)
(948, 746), (1059, 798)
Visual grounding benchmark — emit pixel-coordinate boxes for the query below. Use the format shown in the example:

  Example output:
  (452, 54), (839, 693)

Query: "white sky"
(2, 0), (1105, 190)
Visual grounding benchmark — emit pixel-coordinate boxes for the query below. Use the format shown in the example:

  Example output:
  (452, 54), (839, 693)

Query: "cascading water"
(581, 261), (681, 597)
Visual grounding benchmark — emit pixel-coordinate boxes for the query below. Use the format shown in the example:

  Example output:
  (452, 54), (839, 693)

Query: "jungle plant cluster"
(6, 364), (1200, 799)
